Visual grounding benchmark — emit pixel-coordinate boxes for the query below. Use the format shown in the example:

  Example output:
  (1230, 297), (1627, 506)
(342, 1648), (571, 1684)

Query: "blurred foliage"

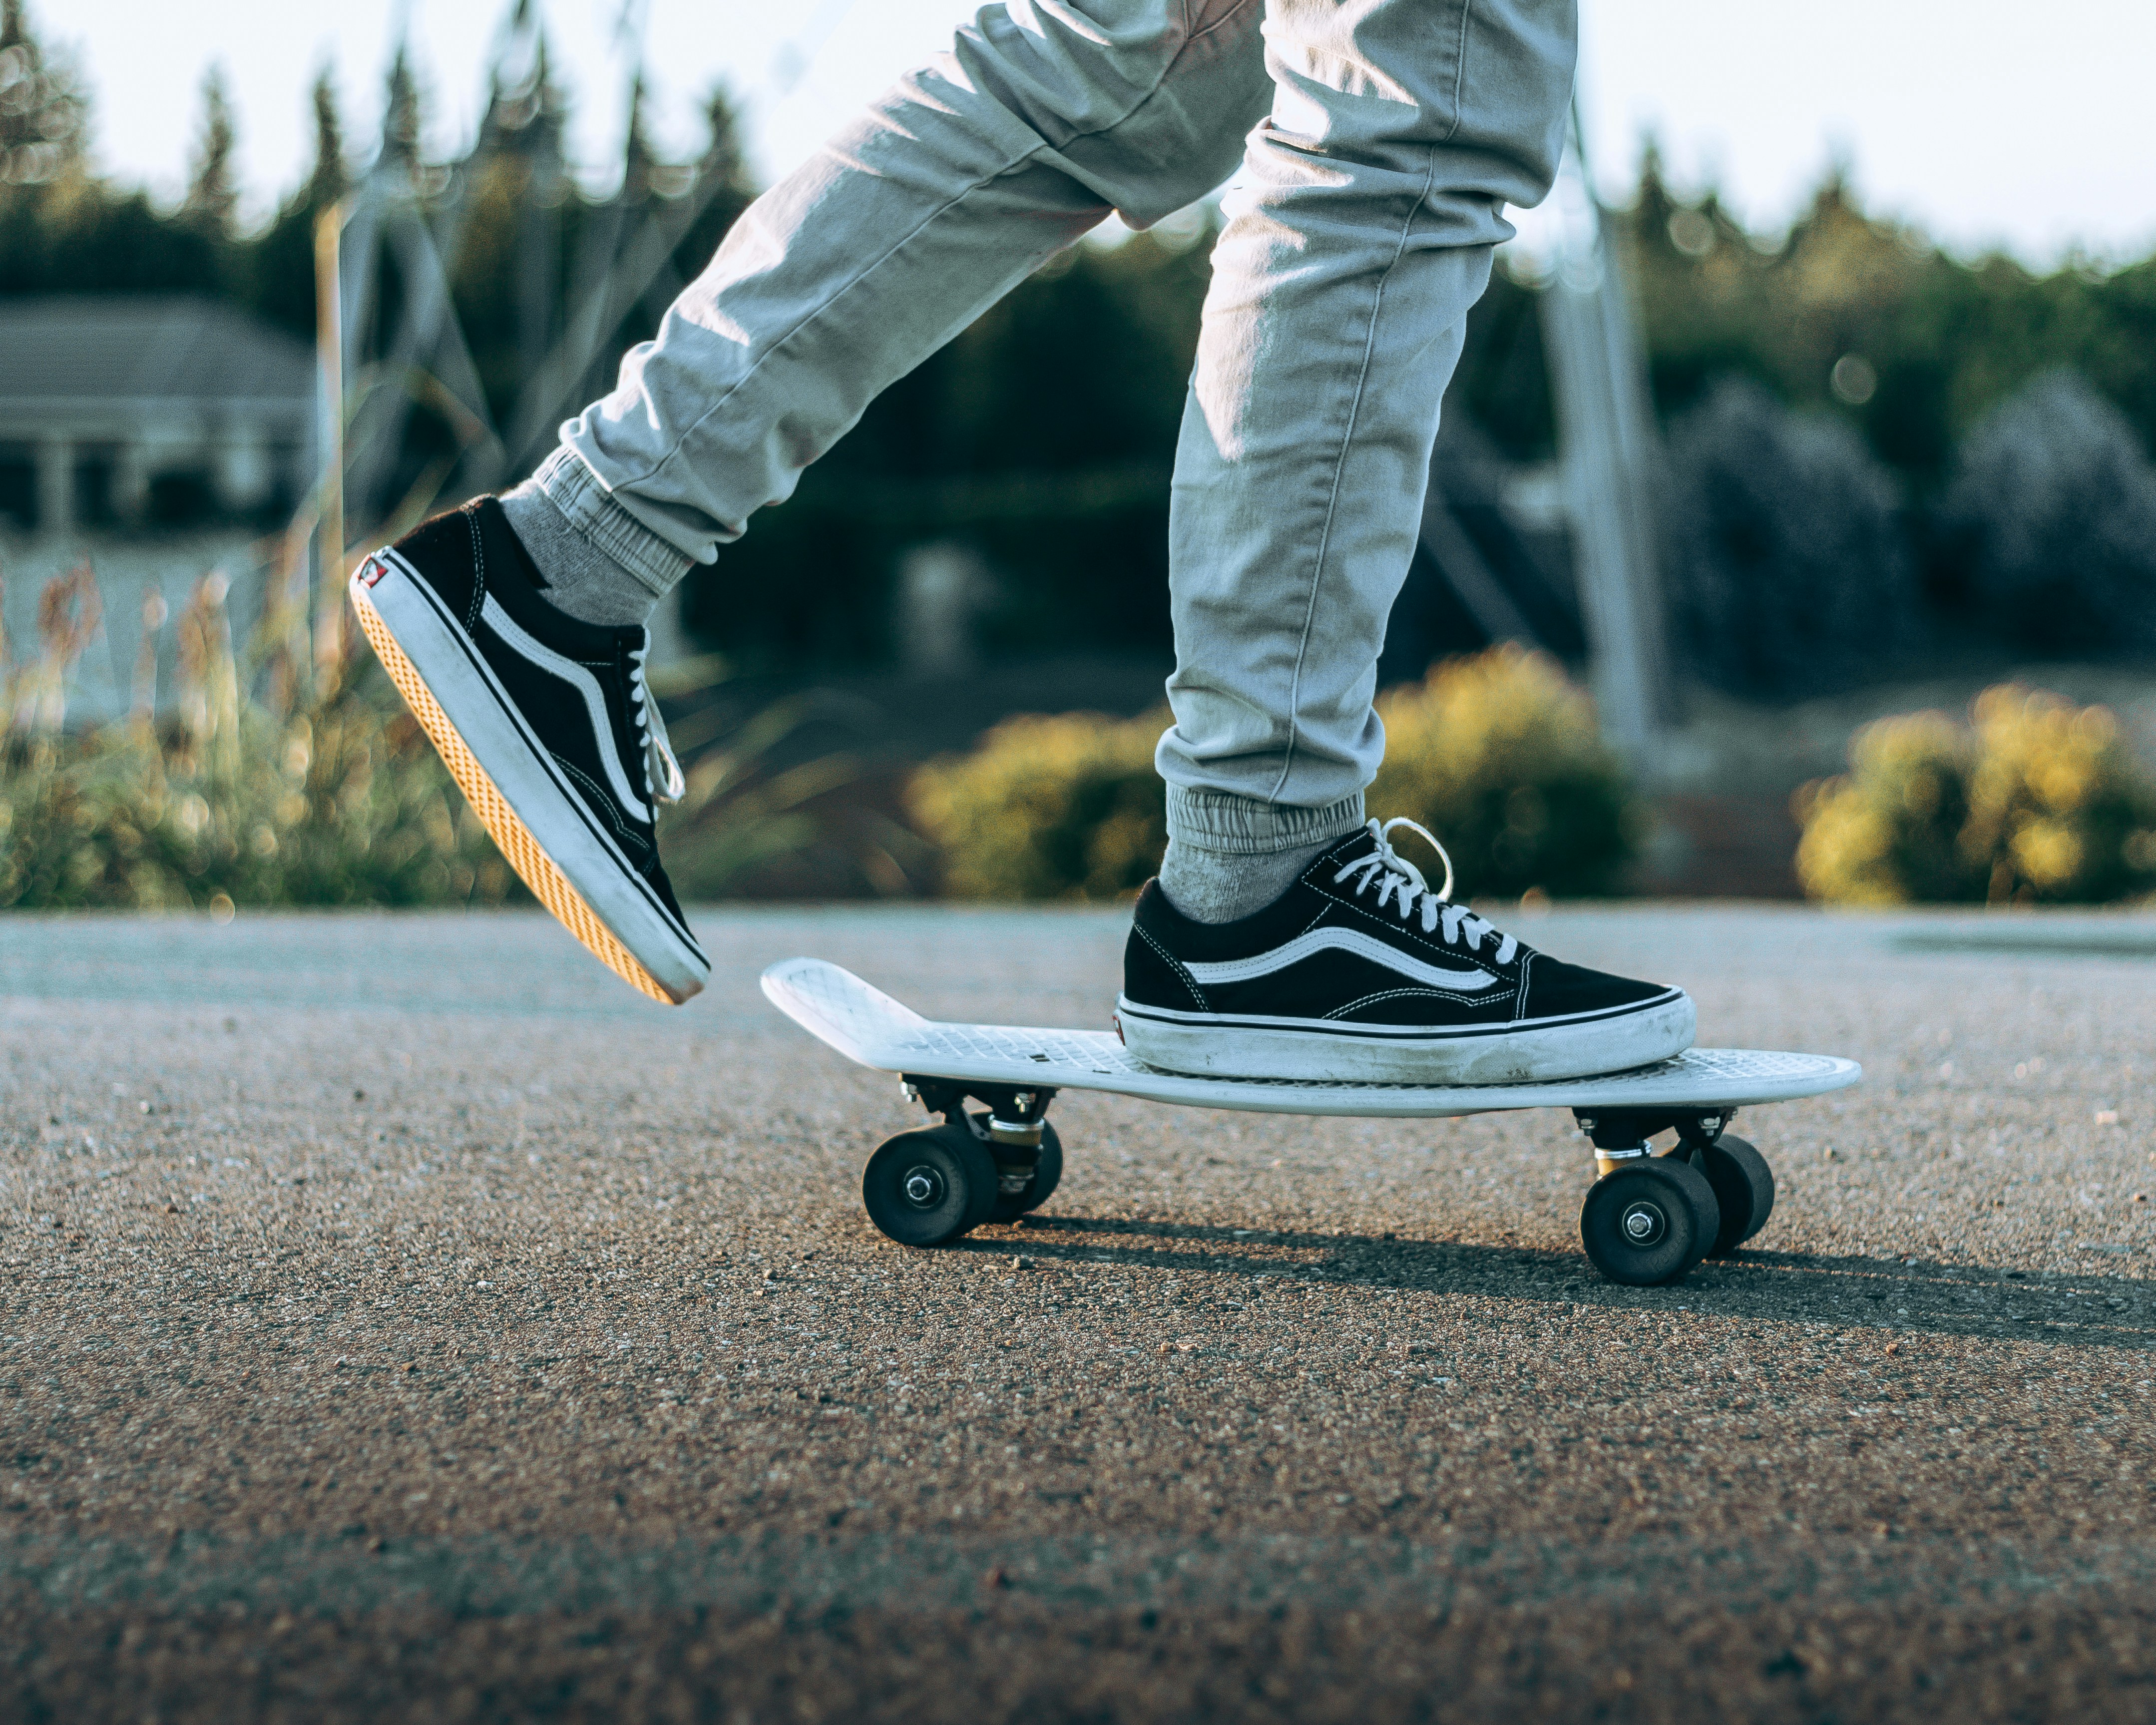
(0, 558), (521, 909)
(646, 659), (925, 902)
(908, 710), (1168, 902)
(1794, 685), (2156, 906)
(0, 552), (884, 909)
(6, 0), (2156, 682)
(0, 693), (519, 911)
(1662, 377), (1914, 694)
(0, 0), (86, 187)
(0, 6), (756, 531)
(1624, 158), (2156, 494)
(1936, 370), (2156, 651)
(1367, 647), (1637, 898)
(910, 649), (1635, 901)
(692, 223), (1215, 666)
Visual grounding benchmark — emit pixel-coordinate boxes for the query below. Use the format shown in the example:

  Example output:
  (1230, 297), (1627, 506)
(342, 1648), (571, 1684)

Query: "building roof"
(0, 296), (314, 412)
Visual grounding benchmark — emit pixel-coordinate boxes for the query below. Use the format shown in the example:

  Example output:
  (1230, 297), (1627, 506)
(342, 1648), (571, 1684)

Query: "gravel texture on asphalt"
(4, 901), (2156, 1722)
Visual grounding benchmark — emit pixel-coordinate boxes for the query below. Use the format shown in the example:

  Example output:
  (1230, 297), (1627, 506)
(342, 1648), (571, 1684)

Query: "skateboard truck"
(1574, 1107), (1734, 1178)
(903, 1076), (1059, 1195)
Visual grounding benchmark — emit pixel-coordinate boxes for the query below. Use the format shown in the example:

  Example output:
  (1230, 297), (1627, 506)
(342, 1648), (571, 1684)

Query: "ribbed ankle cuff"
(1163, 786), (1366, 856)
(527, 446), (694, 599)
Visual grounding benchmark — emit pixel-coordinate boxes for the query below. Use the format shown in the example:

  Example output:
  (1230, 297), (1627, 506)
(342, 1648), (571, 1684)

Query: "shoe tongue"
(1319, 824), (1383, 866)
(1298, 824), (1379, 889)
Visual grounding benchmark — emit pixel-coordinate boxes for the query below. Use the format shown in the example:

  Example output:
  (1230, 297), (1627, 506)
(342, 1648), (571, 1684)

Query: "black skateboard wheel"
(1698, 1133), (1774, 1255)
(862, 1124), (1000, 1247)
(1579, 1157), (1720, 1287)
(990, 1121), (1064, 1224)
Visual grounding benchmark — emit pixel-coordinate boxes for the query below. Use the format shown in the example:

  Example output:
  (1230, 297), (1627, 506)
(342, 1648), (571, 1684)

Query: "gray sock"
(1157, 833), (1337, 925)
(499, 479), (669, 628)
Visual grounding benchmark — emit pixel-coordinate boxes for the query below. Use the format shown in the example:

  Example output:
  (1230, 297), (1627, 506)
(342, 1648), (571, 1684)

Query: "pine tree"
(620, 68), (654, 203)
(182, 62), (238, 232)
(380, 42), (423, 173)
(0, 0), (89, 185)
(308, 64), (345, 208)
(699, 81), (746, 195)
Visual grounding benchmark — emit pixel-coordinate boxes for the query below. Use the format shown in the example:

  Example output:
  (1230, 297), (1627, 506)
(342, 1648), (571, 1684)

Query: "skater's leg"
(1120, 0), (1695, 1083)
(354, 0), (1274, 1001)
(505, 0), (1274, 624)
(1155, 0), (1576, 915)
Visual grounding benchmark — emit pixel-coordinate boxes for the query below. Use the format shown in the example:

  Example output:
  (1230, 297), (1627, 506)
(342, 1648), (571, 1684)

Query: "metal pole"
(314, 199), (347, 686)
(1537, 106), (1672, 767)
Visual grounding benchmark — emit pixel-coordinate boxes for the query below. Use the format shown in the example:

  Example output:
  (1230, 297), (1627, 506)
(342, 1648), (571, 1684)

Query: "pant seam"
(1187, 0), (1262, 47)
(1268, 145), (1444, 804)
(1444, 0), (1474, 144)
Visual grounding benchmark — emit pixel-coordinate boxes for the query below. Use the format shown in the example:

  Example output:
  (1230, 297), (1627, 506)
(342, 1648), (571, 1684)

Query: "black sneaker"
(1116, 819), (1693, 1084)
(349, 498), (709, 1004)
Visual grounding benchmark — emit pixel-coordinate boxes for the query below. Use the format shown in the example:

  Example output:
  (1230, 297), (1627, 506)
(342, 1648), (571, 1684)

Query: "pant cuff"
(528, 446), (695, 598)
(1164, 787), (1366, 856)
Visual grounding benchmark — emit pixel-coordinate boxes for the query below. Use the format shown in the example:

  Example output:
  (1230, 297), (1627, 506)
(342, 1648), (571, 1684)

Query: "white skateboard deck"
(760, 958), (1861, 1121)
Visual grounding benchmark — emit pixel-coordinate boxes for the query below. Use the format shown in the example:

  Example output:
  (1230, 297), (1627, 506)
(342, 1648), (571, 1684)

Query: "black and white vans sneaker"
(349, 499), (709, 1004)
(1117, 819), (1693, 1085)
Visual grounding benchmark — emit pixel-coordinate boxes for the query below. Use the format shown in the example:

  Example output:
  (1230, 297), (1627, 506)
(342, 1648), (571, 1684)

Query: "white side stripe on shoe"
(1183, 927), (1501, 992)
(479, 594), (649, 822)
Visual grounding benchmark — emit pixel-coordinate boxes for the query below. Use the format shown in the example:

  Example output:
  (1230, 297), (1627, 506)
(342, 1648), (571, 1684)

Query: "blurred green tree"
(0, 0), (85, 186)
(1622, 144), (2156, 484)
(180, 63), (239, 235)
(240, 66), (344, 338)
(6, 21), (2156, 680)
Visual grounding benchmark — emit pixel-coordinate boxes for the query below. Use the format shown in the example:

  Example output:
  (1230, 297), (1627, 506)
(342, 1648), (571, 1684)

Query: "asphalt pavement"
(4, 899), (2156, 1722)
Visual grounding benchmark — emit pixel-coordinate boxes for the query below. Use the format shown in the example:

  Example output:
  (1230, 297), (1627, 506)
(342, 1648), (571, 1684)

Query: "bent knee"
(954, 0), (1269, 218)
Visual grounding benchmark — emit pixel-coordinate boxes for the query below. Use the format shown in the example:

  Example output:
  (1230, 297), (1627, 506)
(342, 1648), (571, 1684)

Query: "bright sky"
(47, 0), (2156, 268)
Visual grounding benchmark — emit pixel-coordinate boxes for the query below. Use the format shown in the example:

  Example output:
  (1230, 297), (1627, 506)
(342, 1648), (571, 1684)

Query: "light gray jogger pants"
(536, 0), (1578, 853)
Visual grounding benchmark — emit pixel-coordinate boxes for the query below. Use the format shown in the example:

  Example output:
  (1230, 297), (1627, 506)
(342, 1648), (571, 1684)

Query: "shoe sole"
(349, 553), (708, 1005)
(1114, 991), (1697, 1085)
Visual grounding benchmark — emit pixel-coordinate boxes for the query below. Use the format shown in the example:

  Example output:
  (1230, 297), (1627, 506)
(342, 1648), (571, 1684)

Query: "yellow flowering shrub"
(1368, 647), (1637, 898)
(910, 648), (1640, 901)
(908, 710), (1168, 901)
(1795, 685), (2156, 905)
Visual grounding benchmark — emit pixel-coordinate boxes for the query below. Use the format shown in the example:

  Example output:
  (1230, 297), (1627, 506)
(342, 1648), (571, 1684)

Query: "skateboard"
(761, 957), (1862, 1287)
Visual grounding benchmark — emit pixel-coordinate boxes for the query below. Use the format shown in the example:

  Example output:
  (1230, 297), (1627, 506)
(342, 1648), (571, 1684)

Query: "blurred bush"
(911, 649), (1636, 902)
(0, 697), (518, 910)
(0, 558), (877, 910)
(0, 566), (518, 910)
(1663, 377), (1915, 695)
(1937, 370), (2156, 651)
(1368, 647), (1637, 898)
(1789, 711), (1980, 906)
(650, 662), (921, 901)
(1795, 685), (2156, 905)
(908, 710), (1167, 901)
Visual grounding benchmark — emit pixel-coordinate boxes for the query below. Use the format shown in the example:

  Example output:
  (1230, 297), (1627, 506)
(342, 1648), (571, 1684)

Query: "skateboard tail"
(760, 956), (933, 1072)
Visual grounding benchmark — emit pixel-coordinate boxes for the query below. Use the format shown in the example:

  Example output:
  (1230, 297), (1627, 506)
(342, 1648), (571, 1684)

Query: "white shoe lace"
(628, 639), (686, 806)
(1334, 817), (1518, 962)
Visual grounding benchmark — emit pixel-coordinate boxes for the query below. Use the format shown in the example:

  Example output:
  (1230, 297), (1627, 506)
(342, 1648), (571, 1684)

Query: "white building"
(0, 296), (314, 535)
